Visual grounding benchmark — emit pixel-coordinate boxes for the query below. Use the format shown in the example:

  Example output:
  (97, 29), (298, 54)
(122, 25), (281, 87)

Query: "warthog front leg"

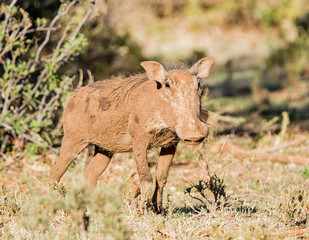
(132, 142), (153, 213)
(84, 146), (113, 188)
(49, 135), (87, 183)
(152, 144), (177, 213)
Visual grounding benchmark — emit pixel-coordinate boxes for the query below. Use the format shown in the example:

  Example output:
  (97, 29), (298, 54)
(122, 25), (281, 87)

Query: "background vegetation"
(1, 0), (309, 239)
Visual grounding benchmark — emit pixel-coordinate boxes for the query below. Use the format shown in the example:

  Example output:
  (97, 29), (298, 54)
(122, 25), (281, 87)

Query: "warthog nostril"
(183, 137), (205, 144)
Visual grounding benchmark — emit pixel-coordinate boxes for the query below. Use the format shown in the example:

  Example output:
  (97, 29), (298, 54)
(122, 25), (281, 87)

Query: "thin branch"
(56, 0), (95, 63)
(37, 92), (61, 124)
(34, 0), (78, 62)
(0, 135), (9, 154)
(25, 27), (58, 34)
(12, 8), (32, 40)
(0, 9), (31, 60)
(0, 122), (58, 152)
(188, 192), (209, 206)
(217, 135), (229, 162)
(2, 0), (18, 38)
(52, 18), (73, 61)
(71, 0), (95, 40)
(17, 68), (48, 115)
(38, 92), (48, 113)
(32, 176), (49, 191)
(1, 78), (13, 115)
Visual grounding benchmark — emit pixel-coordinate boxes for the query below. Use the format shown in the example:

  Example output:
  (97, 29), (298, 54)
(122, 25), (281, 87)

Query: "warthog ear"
(190, 57), (214, 78)
(141, 61), (167, 83)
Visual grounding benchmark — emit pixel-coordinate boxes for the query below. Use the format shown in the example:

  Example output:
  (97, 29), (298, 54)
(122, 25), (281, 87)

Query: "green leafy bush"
(0, 0), (94, 155)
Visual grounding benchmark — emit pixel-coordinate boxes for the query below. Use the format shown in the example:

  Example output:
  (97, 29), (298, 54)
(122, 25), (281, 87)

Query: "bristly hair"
(88, 62), (190, 107)
(164, 62), (189, 71)
(88, 73), (148, 107)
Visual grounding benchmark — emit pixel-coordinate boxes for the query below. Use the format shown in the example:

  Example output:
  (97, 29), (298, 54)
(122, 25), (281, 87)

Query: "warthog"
(49, 57), (216, 213)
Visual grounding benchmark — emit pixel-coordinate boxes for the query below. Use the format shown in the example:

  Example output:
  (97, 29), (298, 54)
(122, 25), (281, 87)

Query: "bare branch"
(0, 135), (9, 154)
(71, 0), (96, 40)
(25, 27), (58, 34)
(0, 7), (32, 60)
(56, 0), (96, 64)
(17, 68), (48, 115)
(1, 73), (17, 115)
(52, 16), (75, 61)
(0, 122), (57, 152)
(34, 0), (78, 62)
(37, 92), (61, 124)
(38, 93), (48, 113)
(2, 0), (18, 39)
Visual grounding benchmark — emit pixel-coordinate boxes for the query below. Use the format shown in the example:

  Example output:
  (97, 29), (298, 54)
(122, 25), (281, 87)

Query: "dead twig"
(217, 135), (229, 162)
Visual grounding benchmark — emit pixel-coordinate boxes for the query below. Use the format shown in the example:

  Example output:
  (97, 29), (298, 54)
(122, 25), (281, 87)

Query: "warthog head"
(141, 58), (214, 145)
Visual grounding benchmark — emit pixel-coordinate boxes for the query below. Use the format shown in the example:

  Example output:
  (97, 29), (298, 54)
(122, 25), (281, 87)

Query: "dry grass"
(1, 87), (309, 239)
(1, 129), (309, 239)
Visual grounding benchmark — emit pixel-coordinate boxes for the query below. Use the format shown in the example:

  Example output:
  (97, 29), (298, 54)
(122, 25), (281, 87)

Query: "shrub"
(0, 0), (94, 155)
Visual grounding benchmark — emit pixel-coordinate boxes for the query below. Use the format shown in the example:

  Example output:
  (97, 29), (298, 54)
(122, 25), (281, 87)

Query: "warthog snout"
(176, 117), (209, 145)
(181, 126), (208, 145)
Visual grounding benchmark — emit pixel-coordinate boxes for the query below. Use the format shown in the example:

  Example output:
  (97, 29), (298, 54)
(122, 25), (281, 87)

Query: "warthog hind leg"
(84, 146), (113, 188)
(49, 135), (87, 183)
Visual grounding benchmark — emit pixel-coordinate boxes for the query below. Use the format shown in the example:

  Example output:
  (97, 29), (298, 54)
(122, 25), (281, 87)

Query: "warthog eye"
(155, 81), (162, 89)
(197, 77), (204, 95)
(164, 77), (173, 90)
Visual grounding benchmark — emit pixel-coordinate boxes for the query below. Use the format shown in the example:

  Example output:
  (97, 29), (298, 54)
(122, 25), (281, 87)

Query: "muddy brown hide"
(49, 57), (216, 213)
